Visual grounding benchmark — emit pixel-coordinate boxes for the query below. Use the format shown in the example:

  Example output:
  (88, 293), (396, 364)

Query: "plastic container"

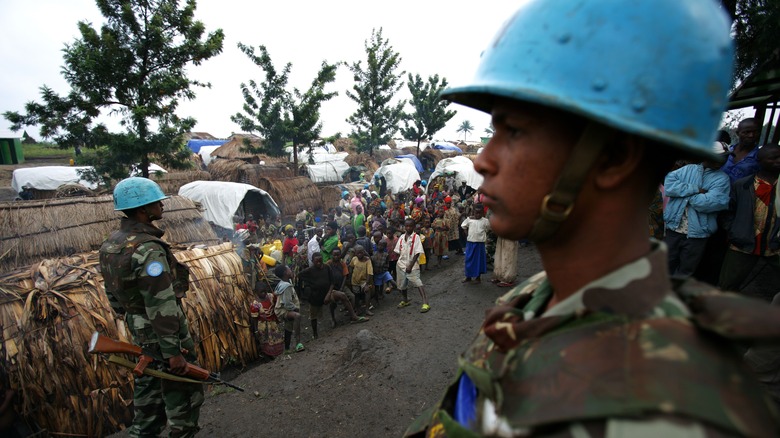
(261, 254), (277, 266)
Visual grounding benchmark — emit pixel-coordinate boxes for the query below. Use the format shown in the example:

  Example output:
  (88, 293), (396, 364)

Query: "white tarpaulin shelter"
(306, 160), (350, 183)
(130, 163), (167, 176)
(11, 166), (99, 192)
(376, 158), (421, 194)
(427, 156), (483, 191)
(178, 181), (279, 230)
(199, 145), (222, 165)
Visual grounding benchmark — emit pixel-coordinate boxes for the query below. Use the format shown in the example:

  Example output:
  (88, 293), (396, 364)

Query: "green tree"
(400, 73), (456, 156)
(721, 0), (780, 83)
(457, 120), (474, 142)
(4, 0), (224, 181)
(346, 28), (406, 155)
(231, 44), (338, 170)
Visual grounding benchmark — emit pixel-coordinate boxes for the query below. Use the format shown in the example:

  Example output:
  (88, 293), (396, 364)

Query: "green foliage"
(400, 73), (456, 154)
(457, 120), (474, 142)
(22, 143), (75, 159)
(346, 28), (406, 155)
(231, 44), (338, 166)
(721, 0), (780, 83)
(3, 0), (224, 182)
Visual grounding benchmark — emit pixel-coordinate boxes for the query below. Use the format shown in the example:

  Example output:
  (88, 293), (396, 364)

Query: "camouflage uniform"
(100, 218), (204, 438)
(406, 242), (780, 437)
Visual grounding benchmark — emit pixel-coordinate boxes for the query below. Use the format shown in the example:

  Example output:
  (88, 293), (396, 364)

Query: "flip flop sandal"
(497, 282), (515, 287)
(397, 301), (411, 308)
(351, 316), (370, 324)
(295, 343), (305, 352)
(420, 304), (431, 313)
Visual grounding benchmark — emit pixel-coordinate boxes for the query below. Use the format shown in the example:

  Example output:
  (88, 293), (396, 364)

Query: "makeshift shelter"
(426, 156), (483, 195)
(186, 138), (228, 154)
(178, 180), (280, 230)
(252, 176), (323, 216)
(208, 159), (295, 186)
(306, 160), (350, 183)
(210, 134), (270, 163)
(151, 170), (210, 195)
(375, 158), (421, 194)
(318, 182), (365, 209)
(432, 141), (463, 154)
(419, 148), (445, 171)
(0, 242), (257, 437)
(11, 166), (99, 199)
(0, 195), (219, 274)
(395, 154), (424, 172)
(344, 152), (380, 172)
(199, 145), (223, 166)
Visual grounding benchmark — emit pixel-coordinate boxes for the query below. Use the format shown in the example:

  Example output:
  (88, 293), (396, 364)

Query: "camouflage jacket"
(406, 243), (780, 437)
(99, 218), (193, 359)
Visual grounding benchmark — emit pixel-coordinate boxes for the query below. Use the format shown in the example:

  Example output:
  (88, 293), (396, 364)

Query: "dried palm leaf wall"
(253, 176), (323, 216)
(319, 185), (343, 210)
(0, 242), (256, 437)
(208, 159), (293, 185)
(0, 195), (219, 274)
(151, 170), (211, 195)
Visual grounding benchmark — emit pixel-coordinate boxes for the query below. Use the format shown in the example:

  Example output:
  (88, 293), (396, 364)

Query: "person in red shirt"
(282, 225), (299, 266)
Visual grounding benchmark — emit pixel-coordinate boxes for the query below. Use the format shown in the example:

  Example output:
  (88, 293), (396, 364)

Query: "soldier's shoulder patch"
(145, 261), (164, 277)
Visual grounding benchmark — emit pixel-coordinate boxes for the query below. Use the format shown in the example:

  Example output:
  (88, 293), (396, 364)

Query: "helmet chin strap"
(528, 123), (612, 243)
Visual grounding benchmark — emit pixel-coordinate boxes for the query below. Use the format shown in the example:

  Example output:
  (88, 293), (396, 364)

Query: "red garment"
(752, 177), (775, 256)
(246, 220), (258, 234)
(282, 237), (299, 255)
(235, 223), (248, 230)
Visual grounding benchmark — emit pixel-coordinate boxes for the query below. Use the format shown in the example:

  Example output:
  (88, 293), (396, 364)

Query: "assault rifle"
(88, 332), (244, 392)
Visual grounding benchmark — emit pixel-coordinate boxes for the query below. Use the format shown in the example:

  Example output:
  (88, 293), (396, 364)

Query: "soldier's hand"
(168, 355), (188, 375)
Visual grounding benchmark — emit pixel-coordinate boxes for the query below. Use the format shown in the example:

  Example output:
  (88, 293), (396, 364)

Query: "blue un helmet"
(442, 0), (734, 159)
(113, 177), (168, 211)
(442, 0), (733, 241)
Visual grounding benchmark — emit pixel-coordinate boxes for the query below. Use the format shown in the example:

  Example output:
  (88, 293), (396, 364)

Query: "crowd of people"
(239, 176), (518, 357)
(654, 118), (780, 292)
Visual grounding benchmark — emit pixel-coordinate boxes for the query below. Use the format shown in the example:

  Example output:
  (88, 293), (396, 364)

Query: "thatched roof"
(208, 159), (293, 185)
(253, 176), (322, 216)
(0, 195), (219, 273)
(210, 134), (282, 163)
(0, 242), (258, 436)
(184, 131), (218, 140)
(151, 169), (211, 195)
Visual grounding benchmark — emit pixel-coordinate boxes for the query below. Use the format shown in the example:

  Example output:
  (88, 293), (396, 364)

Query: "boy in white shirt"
(394, 218), (430, 313)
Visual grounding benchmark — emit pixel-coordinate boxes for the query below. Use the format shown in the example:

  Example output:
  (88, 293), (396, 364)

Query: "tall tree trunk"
(416, 139), (421, 157)
(293, 144), (299, 173)
(141, 153), (150, 179)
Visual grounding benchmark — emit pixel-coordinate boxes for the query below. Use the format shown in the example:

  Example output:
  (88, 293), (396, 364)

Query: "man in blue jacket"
(663, 156), (730, 277)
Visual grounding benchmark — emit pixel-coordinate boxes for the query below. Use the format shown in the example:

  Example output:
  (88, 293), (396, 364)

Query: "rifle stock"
(88, 332), (240, 390)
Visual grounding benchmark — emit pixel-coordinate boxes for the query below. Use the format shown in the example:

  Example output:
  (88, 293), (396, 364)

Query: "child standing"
(431, 210), (449, 268)
(273, 264), (305, 353)
(394, 218), (430, 313)
(349, 245), (375, 316)
(461, 205), (491, 283)
(371, 240), (397, 295)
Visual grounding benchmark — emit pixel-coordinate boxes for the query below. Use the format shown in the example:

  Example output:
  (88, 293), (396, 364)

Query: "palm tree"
(457, 120), (474, 142)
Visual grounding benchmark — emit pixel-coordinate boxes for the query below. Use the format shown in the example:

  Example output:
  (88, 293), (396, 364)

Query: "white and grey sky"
(0, 0), (526, 143)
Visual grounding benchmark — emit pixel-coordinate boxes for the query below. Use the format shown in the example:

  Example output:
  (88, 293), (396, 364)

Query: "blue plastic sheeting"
(433, 143), (463, 153)
(395, 154), (424, 172)
(187, 139), (228, 153)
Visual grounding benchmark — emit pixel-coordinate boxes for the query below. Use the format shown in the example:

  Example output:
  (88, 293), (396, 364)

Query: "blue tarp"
(187, 139), (228, 153)
(395, 154), (424, 172)
(432, 142), (463, 153)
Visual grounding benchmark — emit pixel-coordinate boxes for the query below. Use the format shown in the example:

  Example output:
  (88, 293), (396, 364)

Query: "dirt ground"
(108, 247), (543, 438)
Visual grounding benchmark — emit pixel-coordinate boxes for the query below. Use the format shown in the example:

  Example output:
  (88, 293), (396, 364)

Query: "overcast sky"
(0, 1), (526, 144)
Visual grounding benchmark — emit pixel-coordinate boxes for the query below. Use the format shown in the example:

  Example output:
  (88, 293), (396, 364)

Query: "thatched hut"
(209, 159), (294, 185)
(0, 242), (257, 437)
(151, 170), (211, 195)
(210, 134), (287, 165)
(254, 176), (322, 216)
(0, 195), (219, 274)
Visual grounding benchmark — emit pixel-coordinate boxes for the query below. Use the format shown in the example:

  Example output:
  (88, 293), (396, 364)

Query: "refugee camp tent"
(11, 166), (100, 195)
(178, 181), (280, 231)
(426, 156), (484, 193)
(306, 160), (350, 183)
(187, 139), (228, 154)
(199, 145), (223, 165)
(130, 163), (167, 176)
(432, 141), (463, 154)
(375, 158), (421, 194)
(395, 154), (424, 172)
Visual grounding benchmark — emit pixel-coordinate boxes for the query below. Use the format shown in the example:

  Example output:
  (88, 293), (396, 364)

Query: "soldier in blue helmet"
(99, 177), (204, 437)
(406, 1), (780, 437)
